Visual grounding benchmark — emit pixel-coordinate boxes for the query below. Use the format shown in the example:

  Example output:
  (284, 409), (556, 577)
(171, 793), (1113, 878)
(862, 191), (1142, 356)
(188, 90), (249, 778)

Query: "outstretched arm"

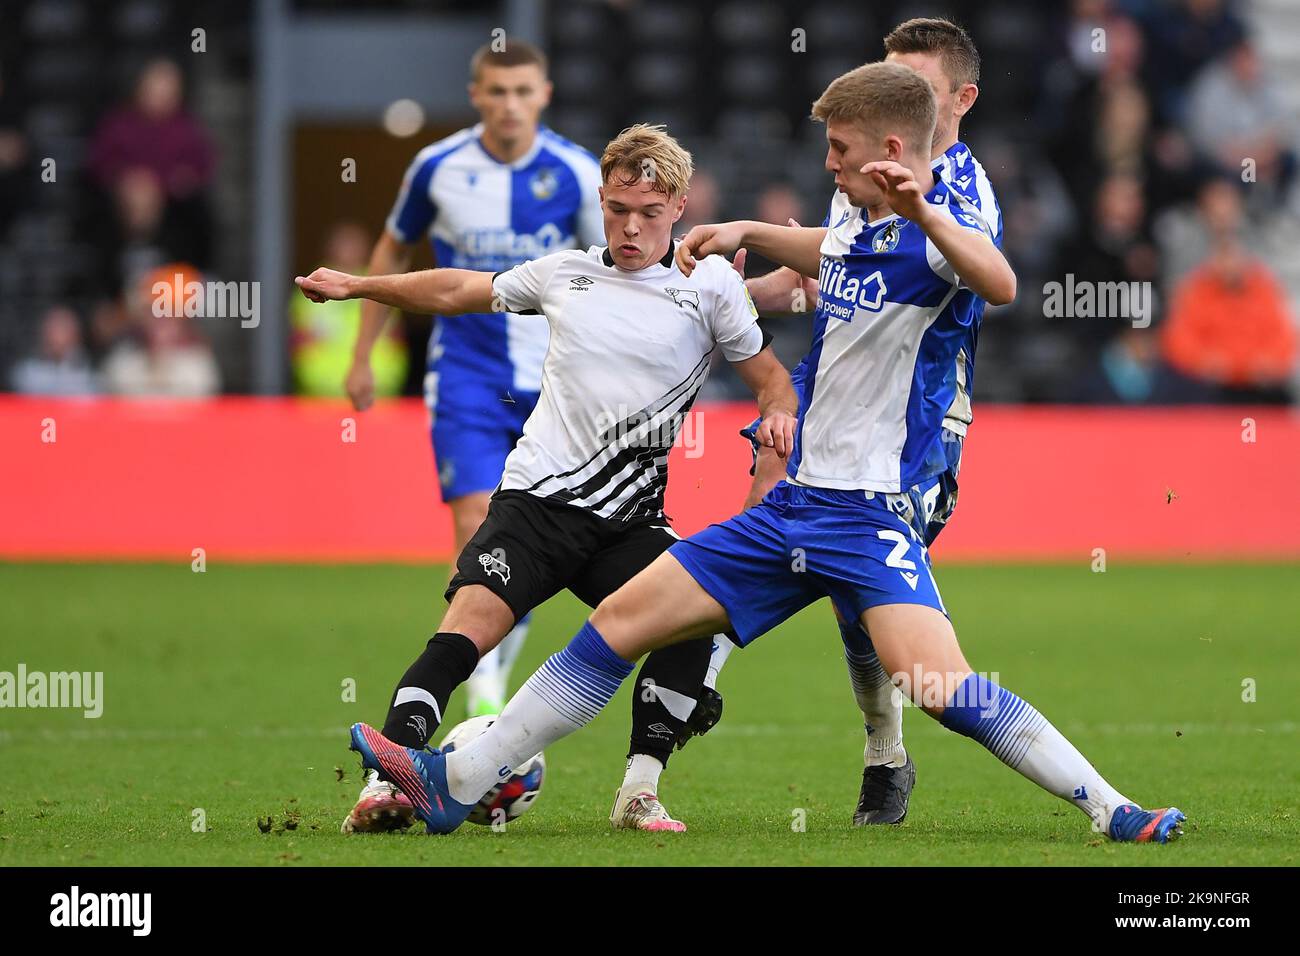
(678, 222), (824, 280)
(296, 266), (497, 316)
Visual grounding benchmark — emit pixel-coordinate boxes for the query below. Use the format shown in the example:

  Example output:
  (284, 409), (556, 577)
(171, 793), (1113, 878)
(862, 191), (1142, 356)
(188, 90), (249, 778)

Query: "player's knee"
(439, 586), (514, 652)
(589, 595), (629, 637)
(590, 587), (656, 649)
(903, 664), (974, 720)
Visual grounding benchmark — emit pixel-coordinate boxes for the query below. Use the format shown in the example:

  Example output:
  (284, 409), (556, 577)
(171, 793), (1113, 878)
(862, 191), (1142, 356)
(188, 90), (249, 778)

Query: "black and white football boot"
(853, 755), (916, 826)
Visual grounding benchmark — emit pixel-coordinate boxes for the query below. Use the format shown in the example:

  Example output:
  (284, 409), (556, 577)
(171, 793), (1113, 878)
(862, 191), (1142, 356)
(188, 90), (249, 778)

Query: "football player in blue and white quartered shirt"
(643, 31), (1007, 828)
(613, 25), (1006, 831)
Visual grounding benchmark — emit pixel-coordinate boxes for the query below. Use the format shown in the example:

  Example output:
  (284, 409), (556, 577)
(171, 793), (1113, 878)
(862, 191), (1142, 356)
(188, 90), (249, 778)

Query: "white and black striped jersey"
(490, 243), (764, 521)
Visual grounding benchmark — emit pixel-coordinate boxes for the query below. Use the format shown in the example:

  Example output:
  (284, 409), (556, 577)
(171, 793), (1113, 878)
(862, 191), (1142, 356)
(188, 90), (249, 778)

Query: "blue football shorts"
(426, 368), (538, 503)
(670, 477), (951, 646)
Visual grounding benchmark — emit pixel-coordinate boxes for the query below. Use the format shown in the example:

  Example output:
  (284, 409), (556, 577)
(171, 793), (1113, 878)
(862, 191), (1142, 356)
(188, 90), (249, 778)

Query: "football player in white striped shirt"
(298, 124), (798, 834)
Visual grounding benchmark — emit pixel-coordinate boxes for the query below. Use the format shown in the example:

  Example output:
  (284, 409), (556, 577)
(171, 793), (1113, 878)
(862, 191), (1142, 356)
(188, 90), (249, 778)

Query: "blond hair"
(811, 61), (936, 152)
(600, 124), (693, 198)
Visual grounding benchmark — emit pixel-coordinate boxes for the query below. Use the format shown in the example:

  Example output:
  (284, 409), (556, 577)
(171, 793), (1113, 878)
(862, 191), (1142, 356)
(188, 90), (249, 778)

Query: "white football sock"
(703, 634), (735, 690)
(622, 753), (664, 792)
(940, 674), (1131, 831)
(494, 618), (530, 686)
(841, 622), (906, 768)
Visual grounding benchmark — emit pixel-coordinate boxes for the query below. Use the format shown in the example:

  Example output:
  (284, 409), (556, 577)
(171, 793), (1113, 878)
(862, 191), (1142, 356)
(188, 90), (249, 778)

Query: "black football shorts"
(445, 490), (680, 623)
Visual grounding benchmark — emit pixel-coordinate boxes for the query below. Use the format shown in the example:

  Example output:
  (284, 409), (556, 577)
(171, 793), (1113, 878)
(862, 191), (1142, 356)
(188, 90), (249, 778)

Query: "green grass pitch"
(1, 560), (1296, 866)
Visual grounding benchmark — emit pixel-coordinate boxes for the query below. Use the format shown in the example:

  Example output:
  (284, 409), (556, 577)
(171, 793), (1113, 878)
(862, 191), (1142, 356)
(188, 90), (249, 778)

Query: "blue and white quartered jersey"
(782, 141), (1000, 434)
(931, 140), (1002, 435)
(386, 123), (604, 396)
(787, 177), (993, 493)
(934, 141), (1002, 241)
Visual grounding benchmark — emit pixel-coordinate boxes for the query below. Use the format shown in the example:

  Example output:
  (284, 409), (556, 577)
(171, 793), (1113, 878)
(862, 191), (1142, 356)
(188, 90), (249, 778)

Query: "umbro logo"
(569, 275), (594, 291)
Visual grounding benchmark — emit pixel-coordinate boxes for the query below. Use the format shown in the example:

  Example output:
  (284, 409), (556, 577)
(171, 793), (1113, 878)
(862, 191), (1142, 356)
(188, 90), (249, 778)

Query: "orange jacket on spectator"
(1160, 257), (1296, 387)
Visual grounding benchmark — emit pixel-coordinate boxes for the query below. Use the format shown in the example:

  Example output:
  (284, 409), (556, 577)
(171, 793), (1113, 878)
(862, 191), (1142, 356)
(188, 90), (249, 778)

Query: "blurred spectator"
(1143, 0), (1247, 123)
(1071, 327), (1209, 404)
(1038, 0), (1116, 128)
(93, 167), (199, 300)
(1154, 175), (1254, 289)
(973, 140), (1077, 278)
(1160, 240), (1295, 403)
(86, 58), (216, 270)
(9, 306), (98, 396)
(1185, 37), (1296, 208)
(1062, 0), (1114, 78)
(101, 265), (221, 398)
(1047, 13), (1152, 214)
(291, 222), (408, 398)
(88, 58), (215, 201)
(1053, 173), (1161, 352)
(0, 57), (29, 232)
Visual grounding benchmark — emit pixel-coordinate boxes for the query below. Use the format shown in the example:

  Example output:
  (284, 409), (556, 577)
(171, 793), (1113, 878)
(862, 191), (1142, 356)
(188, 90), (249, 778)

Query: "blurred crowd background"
(1, 0), (1298, 405)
